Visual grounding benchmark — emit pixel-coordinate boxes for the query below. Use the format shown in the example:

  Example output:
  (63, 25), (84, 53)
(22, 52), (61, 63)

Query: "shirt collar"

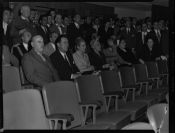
(59, 50), (66, 58)
(23, 42), (28, 50)
(21, 16), (29, 21)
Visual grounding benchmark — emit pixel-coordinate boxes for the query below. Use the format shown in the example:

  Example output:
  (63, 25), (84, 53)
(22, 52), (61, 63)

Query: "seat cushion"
(118, 100), (147, 121)
(135, 95), (159, 106)
(104, 91), (124, 98)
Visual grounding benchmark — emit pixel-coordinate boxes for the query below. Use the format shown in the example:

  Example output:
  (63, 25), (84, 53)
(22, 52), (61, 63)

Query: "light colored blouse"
(73, 51), (93, 72)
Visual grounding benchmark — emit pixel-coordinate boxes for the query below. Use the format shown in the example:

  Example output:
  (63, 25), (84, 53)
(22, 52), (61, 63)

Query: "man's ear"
(31, 42), (34, 48)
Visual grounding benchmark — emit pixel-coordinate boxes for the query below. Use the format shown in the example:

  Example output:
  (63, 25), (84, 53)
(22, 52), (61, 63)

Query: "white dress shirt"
(3, 21), (8, 35)
(23, 42), (28, 51)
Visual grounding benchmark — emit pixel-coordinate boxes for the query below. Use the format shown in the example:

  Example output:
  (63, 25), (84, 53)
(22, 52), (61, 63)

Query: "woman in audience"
(73, 37), (94, 73)
(103, 37), (131, 66)
(117, 38), (139, 64)
(88, 38), (115, 71)
(138, 36), (167, 64)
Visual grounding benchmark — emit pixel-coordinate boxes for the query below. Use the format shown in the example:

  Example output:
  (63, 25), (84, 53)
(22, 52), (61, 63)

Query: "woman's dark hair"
(75, 37), (85, 50)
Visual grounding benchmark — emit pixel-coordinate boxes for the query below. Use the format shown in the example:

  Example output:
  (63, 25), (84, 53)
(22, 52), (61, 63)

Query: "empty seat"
(3, 89), (51, 129)
(42, 81), (110, 130)
(75, 75), (131, 129)
(3, 66), (22, 93)
(147, 103), (168, 133)
(133, 64), (160, 106)
(122, 122), (153, 130)
(100, 70), (148, 121)
(145, 62), (167, 100)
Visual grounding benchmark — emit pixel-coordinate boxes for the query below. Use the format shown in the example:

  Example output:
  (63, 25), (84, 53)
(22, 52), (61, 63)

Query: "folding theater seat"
(133, 64), (160, 106)
(145, 62), (168, 100)
(100, 70), (147, 121)
(42, 81), (111, 130)
(3, 89), (63, 129)
(3, 66), (34, 93)
(75, 75), (131, 129)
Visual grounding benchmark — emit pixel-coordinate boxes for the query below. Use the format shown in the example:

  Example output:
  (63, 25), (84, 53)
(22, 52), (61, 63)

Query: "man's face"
(142, 24), (147, 32)
(3, 10), (10, 23)
(58, 37), (69, 53)
(21, 6), (30, 18)
(41, 17), (48, 26)
(74, 15), (81, 24)
(50, 33), (58, 43)
(32, 36), (44, 53)
(22, 31), (32, 43)
(50, 11), (55, 17)
(47, 16), (52, 24)
(153, 22), (159, 30)
(55, 14), (62, 24)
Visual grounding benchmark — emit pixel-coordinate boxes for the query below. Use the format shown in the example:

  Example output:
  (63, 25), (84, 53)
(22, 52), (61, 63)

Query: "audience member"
(43, 31), (58, 56)
(50, 35), (80, 81)
(73, 37), (94, 73)
(138, 37), (166, 64)
(67, 14), (82, 52)
(37, 14), (50, 44)
(11, 30), (32, 64)
(117, 38), (139, 64)
(10, 5), (37, 44)
(88, 38), (114, 70)
(22, 35), (59, 87)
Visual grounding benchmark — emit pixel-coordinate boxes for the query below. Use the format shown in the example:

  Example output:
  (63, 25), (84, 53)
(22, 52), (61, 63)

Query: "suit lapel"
(31, 50), (48, 66)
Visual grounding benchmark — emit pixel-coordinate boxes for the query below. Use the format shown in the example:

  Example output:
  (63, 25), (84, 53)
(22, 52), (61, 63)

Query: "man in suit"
(37, 15), (50, 44)
(147, 21), (163, 52)
(135, 23), (148, 58)
(22, 35), (60, 88)
(2, 7), (13, 49)
(50, 35), (80, 81)
(10, 5), (37, 44)
(43, 31), (58, 56)
(49, 14), (66, 36)
(120, 20), (137, 51)
(67, 14), (81, 52)
(11, 30), (32, 65)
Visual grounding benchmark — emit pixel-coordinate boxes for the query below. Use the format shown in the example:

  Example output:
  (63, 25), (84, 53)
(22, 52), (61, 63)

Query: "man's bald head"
(31, 35), (44, 53)
(20, 5), (30, 18)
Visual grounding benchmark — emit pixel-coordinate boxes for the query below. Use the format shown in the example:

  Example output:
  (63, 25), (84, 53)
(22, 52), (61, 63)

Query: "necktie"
(64, 54), (70, 66)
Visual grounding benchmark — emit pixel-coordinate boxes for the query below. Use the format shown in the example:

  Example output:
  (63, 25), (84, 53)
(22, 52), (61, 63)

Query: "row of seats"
(3, 60), (168, 130)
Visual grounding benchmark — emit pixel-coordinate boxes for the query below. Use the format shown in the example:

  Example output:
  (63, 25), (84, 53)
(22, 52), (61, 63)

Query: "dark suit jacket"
(138, 43), (163, 62)
(67, 23), (81, 51)
(49, 24), (67, 36)
(50, 50), (79, 80)
(10, 16), (37, 44)
(36, 25), (50, 44)
(11, 42), (32, 65)
(88, 50), (107, 70)
(2, 23), (13, 49)
(22, 49), (59, 87)
(135, 32), (148, 58)
(117, 47), (138, 64)
(120, 27), (137, 49)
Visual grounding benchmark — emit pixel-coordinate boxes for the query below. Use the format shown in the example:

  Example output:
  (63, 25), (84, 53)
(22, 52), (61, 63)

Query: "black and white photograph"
(1, 0), (174, 131)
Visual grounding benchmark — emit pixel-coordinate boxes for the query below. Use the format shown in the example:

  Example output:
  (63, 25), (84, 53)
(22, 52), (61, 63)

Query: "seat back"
(3, 66), (22, 93)
(42, 81), (83, 128)
(134, 64), (148, 83)
(100, 70), (122, 93)
(75, 75), (107, 113)
(3, 89), (50, 129)
(145, 62), (159, 79)
(156, 60), (168, 75)
(119, 66), (136, 88)
(147, 103), (168, 132)
(122, 122), (153, 130)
